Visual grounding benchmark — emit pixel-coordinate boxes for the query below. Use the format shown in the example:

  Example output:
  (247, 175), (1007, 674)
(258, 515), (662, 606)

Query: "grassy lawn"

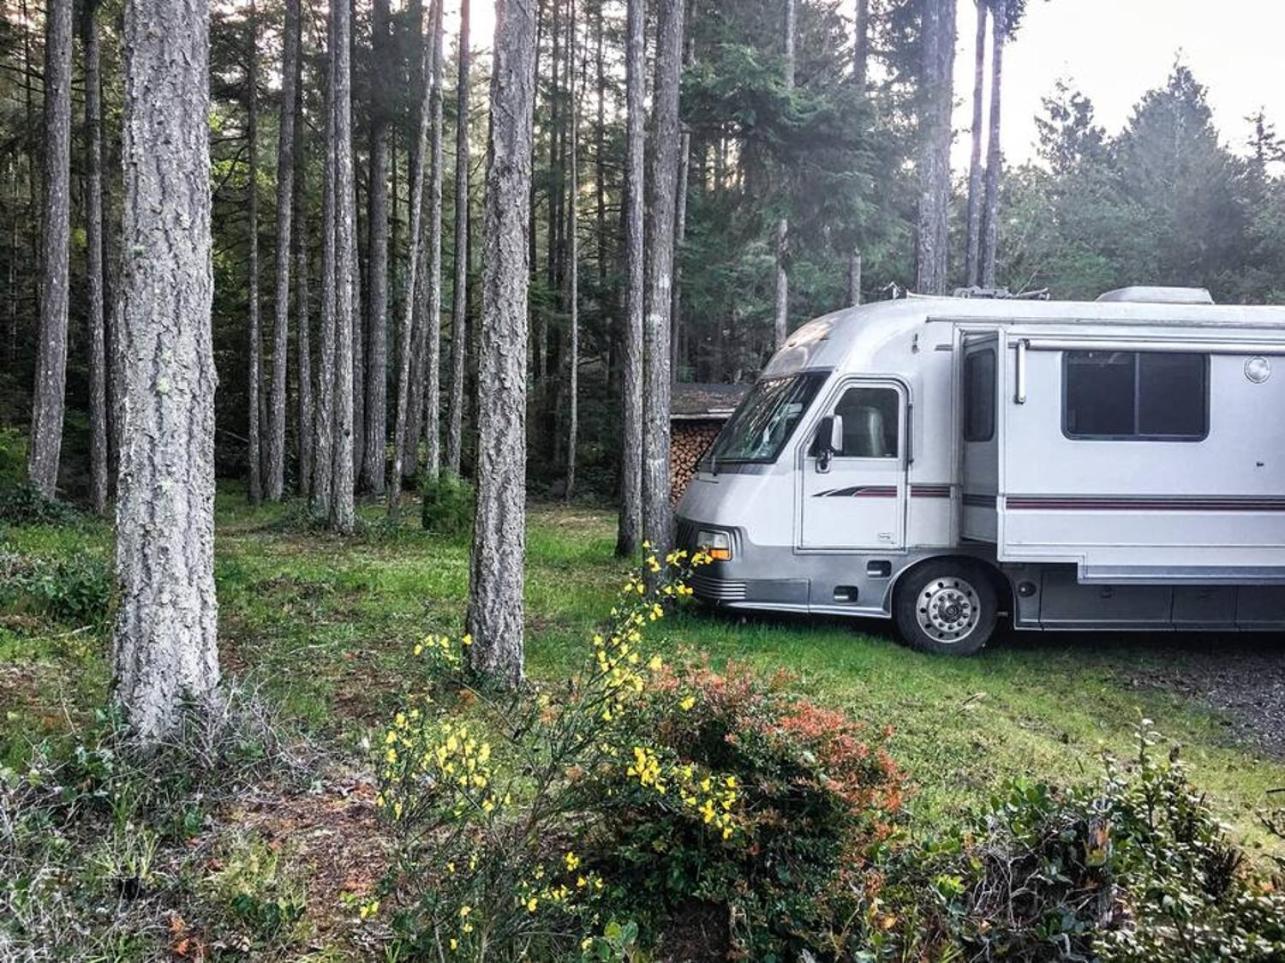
(4, 483), (1283, 860)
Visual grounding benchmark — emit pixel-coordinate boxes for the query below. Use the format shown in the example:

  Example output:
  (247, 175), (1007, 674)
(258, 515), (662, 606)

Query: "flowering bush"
(368, 546), (911, 960)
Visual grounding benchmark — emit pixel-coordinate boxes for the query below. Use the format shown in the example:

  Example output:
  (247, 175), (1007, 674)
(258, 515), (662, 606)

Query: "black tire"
(893, 560), (998, 656)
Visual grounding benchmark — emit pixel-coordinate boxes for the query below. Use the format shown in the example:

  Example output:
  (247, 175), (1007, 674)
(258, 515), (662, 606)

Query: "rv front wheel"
(894, 561), (997, 656)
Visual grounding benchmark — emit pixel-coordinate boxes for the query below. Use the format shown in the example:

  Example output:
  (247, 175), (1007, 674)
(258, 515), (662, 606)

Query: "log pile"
(670, 420), (724, 504)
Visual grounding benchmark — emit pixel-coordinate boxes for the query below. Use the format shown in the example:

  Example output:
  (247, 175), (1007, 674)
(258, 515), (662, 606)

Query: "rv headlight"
(696, 529), (733, 561)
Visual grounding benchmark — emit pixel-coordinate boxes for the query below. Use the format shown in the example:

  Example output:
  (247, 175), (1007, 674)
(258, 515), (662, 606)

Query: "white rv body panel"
(676, 293), (1285, 634)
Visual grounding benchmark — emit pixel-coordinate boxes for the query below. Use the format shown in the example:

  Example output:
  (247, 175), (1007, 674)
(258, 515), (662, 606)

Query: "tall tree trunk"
(331, 0), (357, 533)
(564, 0), (579, 501)
(295, 144), (313, 499)
(420, 0), (446, 481)
(390, 0), (442, 511)
(84, 0), (108, 514)
(363, 0), (392, 494)
(350, 0), (365, 487)
(641, 0), (685, 563)
(670, 128), (689, 376)
(853, 0), (869, 89)
(980, 0), (1005, 288)
(445, 0), (471, 477)
(113, 0), (218, 745)
(312, 12), (338, 515)
(28, 0), (73, 498)
(615, 0), (644, 557)
(963, 0), (986, 287)
(268, 0), (301, 500)
(913, 0), (956, 295)
(466, 0), (536, 688)
(772, 0), (794, 348)
(247, 1), (263, 504)
(847, 247), (862, 306)
(594, 0), (607, 286)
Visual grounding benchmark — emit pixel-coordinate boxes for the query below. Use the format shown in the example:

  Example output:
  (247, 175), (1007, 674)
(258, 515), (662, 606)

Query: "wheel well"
(891, 555), (1014, 617)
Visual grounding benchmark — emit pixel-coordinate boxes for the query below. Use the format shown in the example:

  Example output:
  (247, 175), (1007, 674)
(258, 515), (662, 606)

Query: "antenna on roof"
(952, 286), (1051, 301)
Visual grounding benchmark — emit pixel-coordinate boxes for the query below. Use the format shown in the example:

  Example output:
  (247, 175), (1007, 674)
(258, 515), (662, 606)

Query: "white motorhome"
(675, 287), (1285, 654)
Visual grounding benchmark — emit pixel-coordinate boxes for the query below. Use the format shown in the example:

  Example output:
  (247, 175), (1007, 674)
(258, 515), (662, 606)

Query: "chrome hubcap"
(916, 577), (980, 644)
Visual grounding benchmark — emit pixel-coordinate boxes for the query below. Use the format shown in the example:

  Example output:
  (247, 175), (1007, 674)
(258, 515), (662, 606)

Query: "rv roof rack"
(951, 286), (1051, 300)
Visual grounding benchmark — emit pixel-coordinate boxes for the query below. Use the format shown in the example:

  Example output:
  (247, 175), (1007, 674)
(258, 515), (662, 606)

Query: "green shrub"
(0, 426), (25, 488)
(370, 551), (906, 960)
(420, 471), (474, 536)
(0, 481), (83, 525)
(0, 550), (112, 624)
(874, 724), (1285, 963)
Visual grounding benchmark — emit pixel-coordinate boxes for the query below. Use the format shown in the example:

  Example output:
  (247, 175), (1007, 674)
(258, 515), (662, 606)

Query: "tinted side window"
(963, 349), (995, 442)
(835, 387), (899, 457)
(1064, 351), (1207, 440)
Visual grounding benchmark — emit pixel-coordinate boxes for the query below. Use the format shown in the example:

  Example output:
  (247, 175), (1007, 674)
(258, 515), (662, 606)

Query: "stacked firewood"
(669, 421), (723, 504)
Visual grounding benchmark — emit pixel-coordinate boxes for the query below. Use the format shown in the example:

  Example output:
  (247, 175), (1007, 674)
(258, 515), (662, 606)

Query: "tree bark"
(420, 0), (446, 481)
(773, 0), (794, 348)
(641, 0), (685, 563)
(268, 0), (301, 500)
(564, 0), (579, 501)
(615, 0), (644, 557)
(363, 0), (392, 494)
(247, 1), (263, 504)
(390, 0), (442, 512)
(445, 0), (471, 477)
(847, 247), (862, 306)
(670, 128), (689, 378)
(964, 0), (986, 287)
(594, 0), (607, 286)
(113, 0), (218, 745)
(28, 0), (73, 498)
(466, 0), (536, 687)
(84, 0), (108, 514)
(980, 0), (1005, 288)
(294, 12), (312, 499)
(312, 10), (338, 515)
(913, 0), (956, 295)
(853, 0), (869, 89)
(331, 0), (357, 533)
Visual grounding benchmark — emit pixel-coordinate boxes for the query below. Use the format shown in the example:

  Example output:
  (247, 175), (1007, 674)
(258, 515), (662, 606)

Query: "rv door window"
(834, 387), (899, 457)
(1063, 350), (1207, 440)
(707, 372), (827, 463)
(963, 349), (996, 442)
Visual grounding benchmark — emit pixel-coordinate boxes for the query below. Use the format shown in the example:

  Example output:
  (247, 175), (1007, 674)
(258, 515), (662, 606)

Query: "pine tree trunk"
(594, 1), (607, 286)
(670, 128), (689, 377)
(247, 2), (263, 504)
(350, 0), (365, 487)
(641, 0), (685, 562)
(268, 0), (301, 500)
(564, 0), (579, 501)
(421, 0), (446, 481)
(295, 148), (313, 499)
(363, 0), (391, 494)
(28, 0), (73, 499)
(913, 0), (956, 295)
(84, 0), (108, 515)
(615, 0), (644, 558)
(445, 0), (471, 477)
(853, 0), (869, 88)
(847, 247), (862, 306)
(466, 0), (536, 688)
(312, 9), (338, 515)
(390, 0), (441, 511)
(331, 0), (357, 533)
(980, 0), (1005, 288)
(963, 0), (986, 287)
(113, 0), (218, 745)
(773, 0), (794, 348)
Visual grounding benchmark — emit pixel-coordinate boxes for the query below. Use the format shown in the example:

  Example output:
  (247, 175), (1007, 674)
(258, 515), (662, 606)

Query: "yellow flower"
(526, 897), (539, 913)
(359, 899), (380, 919)
(461, 633), (474, 646)
(564, 851), (581, 872)
(449, 938), (458, 951)
(460, 905), (472, 917)
(680, 695), (696, 711)
(648, 655), (663, 671)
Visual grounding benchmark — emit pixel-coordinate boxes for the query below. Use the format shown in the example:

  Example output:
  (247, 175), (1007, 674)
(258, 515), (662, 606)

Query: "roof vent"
(1096, 286), (1214, 305)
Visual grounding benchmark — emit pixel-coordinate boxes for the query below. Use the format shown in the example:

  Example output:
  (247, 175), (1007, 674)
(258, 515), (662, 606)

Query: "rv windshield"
(707, 373), (826, 464)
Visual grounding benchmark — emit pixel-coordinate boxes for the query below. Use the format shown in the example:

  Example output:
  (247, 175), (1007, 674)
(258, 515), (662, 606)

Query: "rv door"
(797, 380), (908, 550)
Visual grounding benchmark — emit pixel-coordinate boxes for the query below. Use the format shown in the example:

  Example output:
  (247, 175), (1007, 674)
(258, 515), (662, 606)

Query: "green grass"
(2, 483), (1283, 856)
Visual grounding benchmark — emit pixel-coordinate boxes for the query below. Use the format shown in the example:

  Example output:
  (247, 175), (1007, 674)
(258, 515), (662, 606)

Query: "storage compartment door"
(960, 336), (999, 543)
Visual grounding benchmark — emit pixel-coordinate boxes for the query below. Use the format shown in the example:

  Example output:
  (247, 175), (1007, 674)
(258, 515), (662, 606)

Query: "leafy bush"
(874, 724), (1285, 963)
(0, 480), (83, 525)
(420, 471), (474, 536)
(0, 550), (112, 624)
(370, 550), (906, 960)
(0, 426), (25, 488)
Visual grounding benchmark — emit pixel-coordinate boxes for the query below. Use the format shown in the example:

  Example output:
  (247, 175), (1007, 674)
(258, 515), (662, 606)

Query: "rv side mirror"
(814, 416), (841, 472)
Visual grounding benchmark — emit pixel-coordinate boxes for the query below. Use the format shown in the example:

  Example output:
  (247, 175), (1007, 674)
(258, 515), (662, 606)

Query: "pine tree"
(979, 0), (1005, 288)
(247, 0), (264, 504)
(83, 0), (108, 514)
(331, 0), (357, 533)
(964, 0), (986, 287)
(467, 0), (537, 687)
(363, 0), (393, 494)
(113, 0), (218, 745)
(773, 0), (795, 347)
(914, 0), (957, 295)
(445, 0), (471, 477)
